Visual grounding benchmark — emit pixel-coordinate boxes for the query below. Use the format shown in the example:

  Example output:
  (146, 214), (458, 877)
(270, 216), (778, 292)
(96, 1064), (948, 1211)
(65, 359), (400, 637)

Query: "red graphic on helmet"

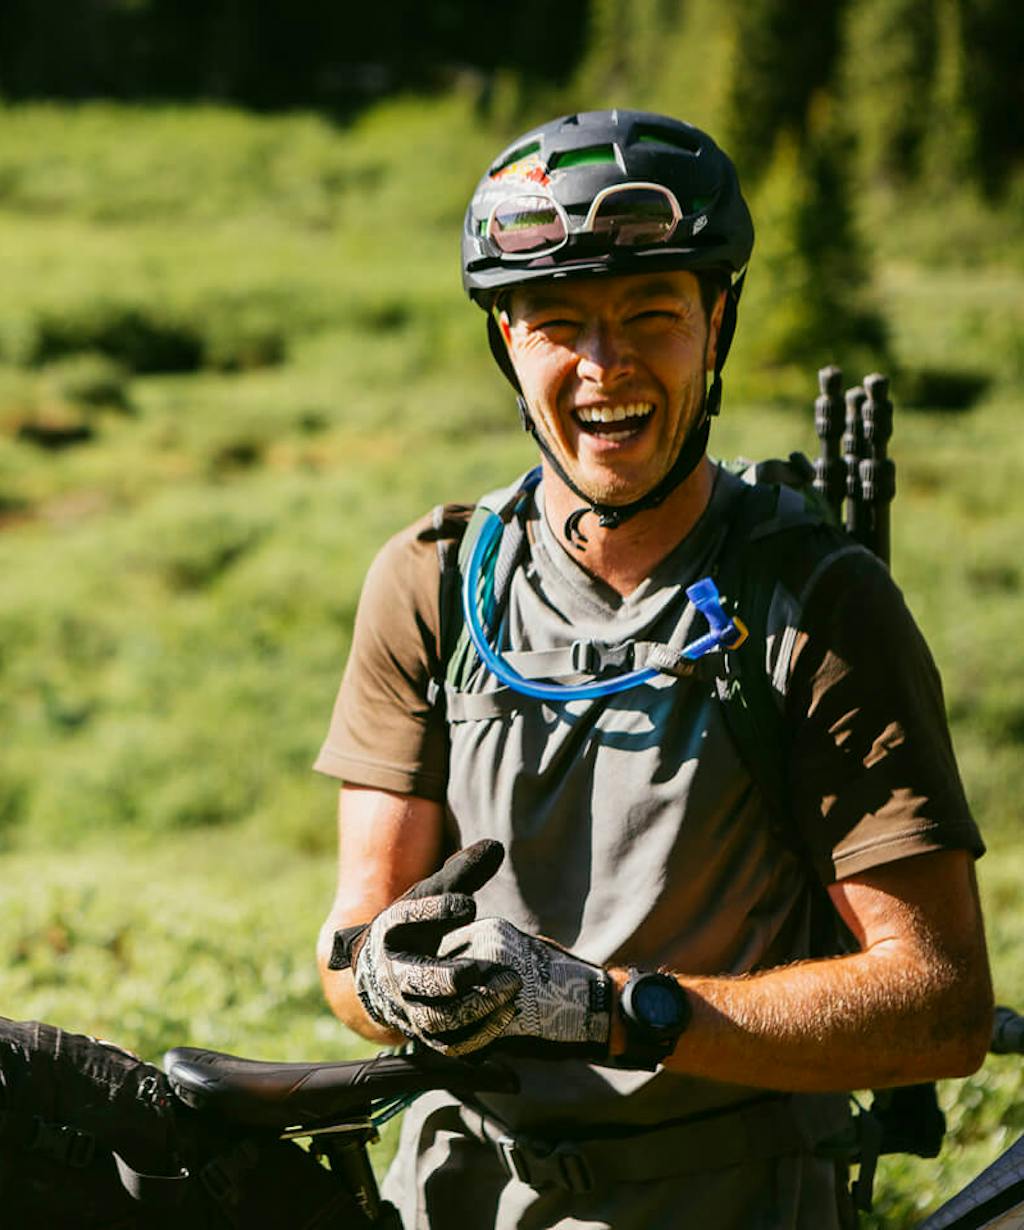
(490, 152), (551, 187)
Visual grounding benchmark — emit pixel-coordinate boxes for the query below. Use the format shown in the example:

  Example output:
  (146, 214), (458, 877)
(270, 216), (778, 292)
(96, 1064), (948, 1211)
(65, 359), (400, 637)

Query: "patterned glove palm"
(436, 919), (612, 1061)
(328, 840), (522, 1051)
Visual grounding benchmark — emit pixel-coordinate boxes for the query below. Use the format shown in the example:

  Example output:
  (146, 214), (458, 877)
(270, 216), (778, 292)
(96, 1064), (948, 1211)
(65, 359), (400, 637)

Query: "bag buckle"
(29, 1116), (95, 1168)
(570, 640), (635, 675)
(570, 640), (596, 673)
(496, 1134), (593, 1194)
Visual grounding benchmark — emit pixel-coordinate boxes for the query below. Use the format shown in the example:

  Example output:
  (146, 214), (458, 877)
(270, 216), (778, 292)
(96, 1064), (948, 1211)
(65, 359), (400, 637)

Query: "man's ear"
(494, 305), (513, 348)
(705, 290), (727, 372)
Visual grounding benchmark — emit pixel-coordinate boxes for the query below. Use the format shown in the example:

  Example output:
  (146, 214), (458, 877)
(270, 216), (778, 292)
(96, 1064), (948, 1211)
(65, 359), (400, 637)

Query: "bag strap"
(709, 481), (824, 831)
(433, 469), (538, 704)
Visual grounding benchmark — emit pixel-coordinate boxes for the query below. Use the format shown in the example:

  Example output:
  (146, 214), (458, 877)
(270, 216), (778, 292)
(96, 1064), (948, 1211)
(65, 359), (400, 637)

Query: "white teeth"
(576, 402), (653, 423)
(603, 430), (633, 442)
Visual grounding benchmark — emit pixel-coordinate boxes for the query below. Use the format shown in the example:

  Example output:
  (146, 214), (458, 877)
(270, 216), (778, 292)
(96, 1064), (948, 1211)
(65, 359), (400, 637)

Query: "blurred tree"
(720, 0), (845, 184)
(573, 0), (678, 111)
(740, 100), (889, 372)
(0, 0), (590, 111)
(920, 0), (977, 187)
(842, 0), (1022, 197)
(572, 0), (735, 135)
(841, 0), (939, 189)
(955, 0), (1024, 195)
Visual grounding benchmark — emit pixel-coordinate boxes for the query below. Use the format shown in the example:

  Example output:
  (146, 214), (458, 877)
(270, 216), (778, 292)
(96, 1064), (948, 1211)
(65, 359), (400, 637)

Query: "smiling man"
(315, 111), (991, 1229)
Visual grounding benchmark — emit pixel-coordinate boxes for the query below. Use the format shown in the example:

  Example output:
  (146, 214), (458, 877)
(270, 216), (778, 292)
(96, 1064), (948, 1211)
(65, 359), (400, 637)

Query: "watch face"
(633, 977), (687, 1032)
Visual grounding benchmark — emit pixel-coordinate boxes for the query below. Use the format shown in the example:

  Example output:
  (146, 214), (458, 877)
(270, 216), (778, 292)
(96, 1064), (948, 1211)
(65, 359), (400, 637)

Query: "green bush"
(40, 352), (133, 410)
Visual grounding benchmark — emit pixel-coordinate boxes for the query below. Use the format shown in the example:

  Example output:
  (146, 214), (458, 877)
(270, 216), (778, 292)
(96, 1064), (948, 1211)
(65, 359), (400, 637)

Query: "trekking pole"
(860, 374), (896, 569)
(842, 384), (867, 546)
(813, 365), (846, 525)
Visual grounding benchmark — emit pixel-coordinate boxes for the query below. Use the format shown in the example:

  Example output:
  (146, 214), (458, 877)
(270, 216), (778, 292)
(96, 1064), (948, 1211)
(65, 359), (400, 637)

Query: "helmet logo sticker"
(490, 152), (550, 187)
(693, 214), (708, 235)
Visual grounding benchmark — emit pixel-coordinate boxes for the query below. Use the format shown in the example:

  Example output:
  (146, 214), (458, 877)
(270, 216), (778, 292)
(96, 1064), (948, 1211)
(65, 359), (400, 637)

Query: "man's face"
(500, 269), (724, 507)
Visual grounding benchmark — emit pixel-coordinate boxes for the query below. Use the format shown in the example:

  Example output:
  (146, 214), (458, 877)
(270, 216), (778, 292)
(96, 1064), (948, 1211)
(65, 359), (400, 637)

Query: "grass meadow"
(0, 96), (1022, 1223)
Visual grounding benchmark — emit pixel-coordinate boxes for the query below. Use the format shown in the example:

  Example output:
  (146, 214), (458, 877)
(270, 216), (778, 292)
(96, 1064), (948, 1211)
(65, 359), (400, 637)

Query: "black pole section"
(813, 365), (846, 525)
(860, 373), (896, 569)
(842, 385), (867, 544)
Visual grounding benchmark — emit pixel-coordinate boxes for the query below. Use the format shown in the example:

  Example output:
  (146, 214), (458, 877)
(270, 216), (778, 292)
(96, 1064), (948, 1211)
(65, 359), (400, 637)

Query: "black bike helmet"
(462, 109), (755, 544)
(463, 109), (753, 304)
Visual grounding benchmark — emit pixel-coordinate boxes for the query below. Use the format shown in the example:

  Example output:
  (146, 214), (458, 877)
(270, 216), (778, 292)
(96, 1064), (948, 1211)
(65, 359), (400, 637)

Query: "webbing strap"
(500, 640), (713, 682)
(463, 1093), (851, 1188)
(443, 686), (522, 723)
(113, 1150), (191, 1205)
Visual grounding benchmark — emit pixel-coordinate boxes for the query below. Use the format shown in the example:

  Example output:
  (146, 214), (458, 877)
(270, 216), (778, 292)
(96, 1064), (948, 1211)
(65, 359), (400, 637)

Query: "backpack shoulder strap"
(710, 474), (840, 843)
(434, 469), (539, 703)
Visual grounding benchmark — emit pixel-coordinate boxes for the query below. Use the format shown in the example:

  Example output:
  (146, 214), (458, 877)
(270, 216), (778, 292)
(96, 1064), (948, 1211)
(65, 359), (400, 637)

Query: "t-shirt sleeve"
(786, 548), (984, 882)
(313, 505), (471, 800)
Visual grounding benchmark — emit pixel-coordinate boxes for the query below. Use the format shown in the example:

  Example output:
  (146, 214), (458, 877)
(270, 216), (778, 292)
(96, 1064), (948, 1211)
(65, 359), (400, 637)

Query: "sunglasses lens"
(590, 188), (677, 245)
(489, 195), (566, 255)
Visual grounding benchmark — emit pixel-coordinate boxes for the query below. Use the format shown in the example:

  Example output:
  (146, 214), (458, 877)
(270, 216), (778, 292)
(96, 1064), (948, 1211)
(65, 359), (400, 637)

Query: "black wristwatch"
(614, 968), (691, 1071)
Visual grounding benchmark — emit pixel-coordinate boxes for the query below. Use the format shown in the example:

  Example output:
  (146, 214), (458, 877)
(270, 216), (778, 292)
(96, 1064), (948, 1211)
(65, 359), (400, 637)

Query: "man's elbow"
(935, 967), (994, 1078)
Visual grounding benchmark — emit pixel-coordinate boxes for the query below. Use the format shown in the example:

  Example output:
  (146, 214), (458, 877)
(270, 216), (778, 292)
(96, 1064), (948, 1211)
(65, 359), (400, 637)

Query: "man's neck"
(540, 457), (717, 597)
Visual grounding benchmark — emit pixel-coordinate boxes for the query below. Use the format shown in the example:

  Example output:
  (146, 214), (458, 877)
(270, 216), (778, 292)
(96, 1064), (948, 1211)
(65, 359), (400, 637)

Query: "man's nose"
(575, 323), (634, 384)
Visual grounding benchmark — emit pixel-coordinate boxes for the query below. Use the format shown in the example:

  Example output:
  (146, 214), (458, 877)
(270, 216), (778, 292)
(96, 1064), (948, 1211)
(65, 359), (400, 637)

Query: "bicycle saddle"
(164, 1045), (518, 1131)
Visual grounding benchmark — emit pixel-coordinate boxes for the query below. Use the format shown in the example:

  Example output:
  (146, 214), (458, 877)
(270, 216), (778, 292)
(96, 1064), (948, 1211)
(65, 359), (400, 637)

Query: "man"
(315, 110), (991, 1228)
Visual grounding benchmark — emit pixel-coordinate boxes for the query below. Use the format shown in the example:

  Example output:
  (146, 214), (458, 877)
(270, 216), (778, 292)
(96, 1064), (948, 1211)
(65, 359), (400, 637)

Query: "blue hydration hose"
(461, 503), (748, 703)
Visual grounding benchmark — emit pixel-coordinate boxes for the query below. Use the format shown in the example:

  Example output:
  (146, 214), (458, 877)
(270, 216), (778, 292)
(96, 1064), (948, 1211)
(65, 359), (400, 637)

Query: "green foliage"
(720, 0), (844, 185)
(842, 0), (939, 188)
(739, 118), (889, 375)
(40, 353), (133, 412)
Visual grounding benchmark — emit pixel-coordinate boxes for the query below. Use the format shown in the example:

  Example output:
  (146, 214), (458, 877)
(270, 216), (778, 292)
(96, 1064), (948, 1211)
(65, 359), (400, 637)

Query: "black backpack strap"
(433, 469), (539, 707)
(710, 481), (820, 830)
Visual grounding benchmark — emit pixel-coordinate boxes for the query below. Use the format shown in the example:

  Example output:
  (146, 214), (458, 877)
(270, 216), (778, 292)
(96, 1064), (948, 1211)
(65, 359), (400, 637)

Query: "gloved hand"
(327, 840), (522, 1050)
(436, 919), (612, 1061)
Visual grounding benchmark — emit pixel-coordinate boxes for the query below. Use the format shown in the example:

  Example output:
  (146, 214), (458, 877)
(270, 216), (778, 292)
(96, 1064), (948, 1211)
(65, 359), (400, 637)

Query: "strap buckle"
(570, 640), (635, 675)
(29, 1116), (95, 1168)
(496, 1134), (593, 1194)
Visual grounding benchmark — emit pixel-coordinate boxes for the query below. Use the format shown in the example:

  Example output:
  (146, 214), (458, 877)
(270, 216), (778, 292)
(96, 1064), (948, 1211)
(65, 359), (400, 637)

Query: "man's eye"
(631, 309), (675, 323)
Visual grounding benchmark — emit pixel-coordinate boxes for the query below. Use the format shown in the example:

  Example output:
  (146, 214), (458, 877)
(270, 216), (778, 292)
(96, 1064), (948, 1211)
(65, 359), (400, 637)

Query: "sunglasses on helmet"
(486, 182), (685, 260)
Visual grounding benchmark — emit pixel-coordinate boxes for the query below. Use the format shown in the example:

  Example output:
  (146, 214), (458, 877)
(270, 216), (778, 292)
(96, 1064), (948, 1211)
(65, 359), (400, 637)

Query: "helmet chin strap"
(517, 388), (717, 550)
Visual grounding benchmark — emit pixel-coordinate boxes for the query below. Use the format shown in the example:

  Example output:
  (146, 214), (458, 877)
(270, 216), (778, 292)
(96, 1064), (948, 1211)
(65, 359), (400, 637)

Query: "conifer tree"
(720, 0), (845, 184)
(740, 101), (889, 372)
(842, 0), (938, 187)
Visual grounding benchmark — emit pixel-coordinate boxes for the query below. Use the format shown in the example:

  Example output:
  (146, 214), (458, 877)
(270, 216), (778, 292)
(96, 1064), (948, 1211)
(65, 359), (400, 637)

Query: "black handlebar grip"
(991, 1005), (1024, 1054)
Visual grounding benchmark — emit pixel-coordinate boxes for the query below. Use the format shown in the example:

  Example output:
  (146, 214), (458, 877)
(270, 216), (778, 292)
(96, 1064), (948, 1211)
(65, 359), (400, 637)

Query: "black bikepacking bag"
(0, 1017), (370, 1229)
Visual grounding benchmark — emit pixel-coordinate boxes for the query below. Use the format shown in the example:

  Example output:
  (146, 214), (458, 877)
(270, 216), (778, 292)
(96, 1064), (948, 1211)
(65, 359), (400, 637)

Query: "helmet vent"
(548, 144), (618, 170)
(635, 126), (702, 155)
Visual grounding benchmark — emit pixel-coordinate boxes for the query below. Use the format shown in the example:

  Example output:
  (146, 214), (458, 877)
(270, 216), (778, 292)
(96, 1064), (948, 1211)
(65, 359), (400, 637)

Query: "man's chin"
(567, 469), (658, 509)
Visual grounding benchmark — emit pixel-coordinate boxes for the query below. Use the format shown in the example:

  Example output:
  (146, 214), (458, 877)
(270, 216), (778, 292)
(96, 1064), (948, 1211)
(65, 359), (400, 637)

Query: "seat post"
(313, 1126), (386, 1225)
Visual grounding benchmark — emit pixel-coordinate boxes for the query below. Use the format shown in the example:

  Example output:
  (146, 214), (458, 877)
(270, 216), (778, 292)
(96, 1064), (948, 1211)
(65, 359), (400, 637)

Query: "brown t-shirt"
(315, 495), (982, 884)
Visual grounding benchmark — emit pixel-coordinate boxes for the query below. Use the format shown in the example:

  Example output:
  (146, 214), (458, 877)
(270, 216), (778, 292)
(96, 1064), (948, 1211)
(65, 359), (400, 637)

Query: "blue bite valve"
(680, 578), (748, 661)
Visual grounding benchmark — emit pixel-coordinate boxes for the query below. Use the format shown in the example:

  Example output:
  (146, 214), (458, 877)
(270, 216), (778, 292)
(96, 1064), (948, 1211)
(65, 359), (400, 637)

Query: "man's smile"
(572, 401), (655, 445)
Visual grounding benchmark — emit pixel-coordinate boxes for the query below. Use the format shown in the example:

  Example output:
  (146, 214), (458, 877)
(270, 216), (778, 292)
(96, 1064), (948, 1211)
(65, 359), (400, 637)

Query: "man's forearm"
(316, 919), (405, 1047)
(610, 943), (992, 1091)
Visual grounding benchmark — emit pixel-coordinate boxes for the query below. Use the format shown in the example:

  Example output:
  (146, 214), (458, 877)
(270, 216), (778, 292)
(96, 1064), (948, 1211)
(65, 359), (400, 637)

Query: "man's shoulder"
(720, 473), (869, 602)
(371, 503), (476, 582)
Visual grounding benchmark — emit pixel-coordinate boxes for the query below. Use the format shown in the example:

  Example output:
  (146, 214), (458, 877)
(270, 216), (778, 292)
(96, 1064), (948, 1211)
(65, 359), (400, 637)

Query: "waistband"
(458, 1092), (852, 1194)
